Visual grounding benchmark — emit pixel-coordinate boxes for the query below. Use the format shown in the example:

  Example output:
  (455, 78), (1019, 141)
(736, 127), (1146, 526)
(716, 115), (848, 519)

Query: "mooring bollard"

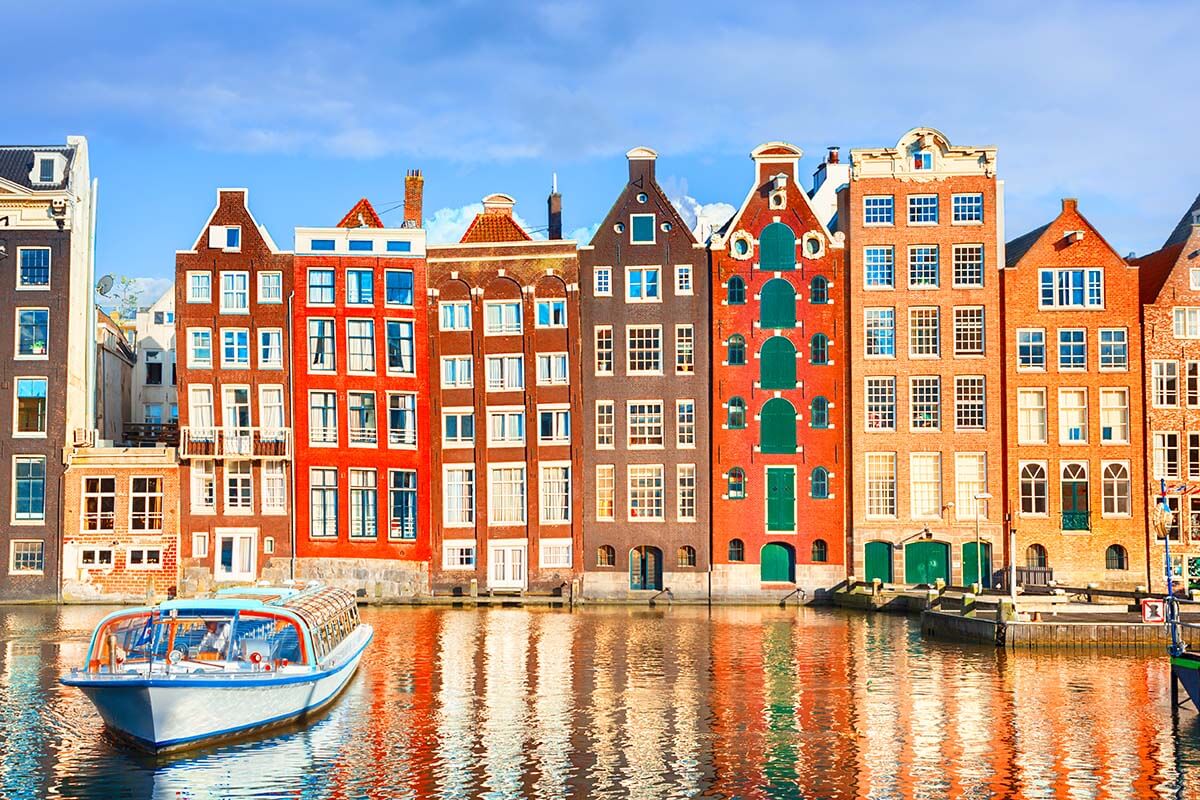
(469, 578), (478, 599)
(872, 577), (882, 597)
(962, 593), (976, 618)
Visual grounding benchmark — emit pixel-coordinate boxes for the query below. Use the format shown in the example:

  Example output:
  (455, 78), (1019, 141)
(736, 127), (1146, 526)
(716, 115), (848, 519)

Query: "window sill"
(10, 519), (46, 527)
(14, 355), (49, 361)
(12, 433), (47, 439)
(8, 570), (45, 576)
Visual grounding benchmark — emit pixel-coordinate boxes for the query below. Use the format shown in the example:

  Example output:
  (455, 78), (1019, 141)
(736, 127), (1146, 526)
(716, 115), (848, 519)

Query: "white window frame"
(442, 466), (475, 528)
(187, 328), (213, 369)
(538, 463), (572, 526)
(442, 407), (475, 449)
(675, 264), (694, 296)
(483, 300), (522, 336)
(187, 270), (212, 303)
(257, 271), (283, 304)
(486, 406), (526, 448)
(439, 301), (472, 331)
(218, 271), (250, 314)
(625, 265), (662, 303)
(487, 462), (527, 527)
(593, 265), (613, 297)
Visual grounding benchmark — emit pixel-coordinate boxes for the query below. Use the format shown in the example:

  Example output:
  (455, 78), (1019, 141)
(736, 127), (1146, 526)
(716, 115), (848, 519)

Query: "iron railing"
(179, 427), (292, 460)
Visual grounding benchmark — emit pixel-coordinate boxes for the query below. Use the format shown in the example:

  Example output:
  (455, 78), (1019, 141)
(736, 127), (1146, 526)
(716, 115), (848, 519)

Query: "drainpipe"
(287, 290), (296, 582)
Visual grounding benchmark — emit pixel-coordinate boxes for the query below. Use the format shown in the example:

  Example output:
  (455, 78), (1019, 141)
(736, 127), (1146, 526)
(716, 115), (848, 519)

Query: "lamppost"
(974, 492), (993, 590)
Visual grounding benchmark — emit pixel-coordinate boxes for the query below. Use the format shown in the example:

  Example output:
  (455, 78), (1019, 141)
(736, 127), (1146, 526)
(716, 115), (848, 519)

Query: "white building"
(132, 287), (177, 425)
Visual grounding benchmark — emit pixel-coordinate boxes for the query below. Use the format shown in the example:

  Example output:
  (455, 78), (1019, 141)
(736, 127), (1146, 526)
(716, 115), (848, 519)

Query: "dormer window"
(30, 153), (63, 185)
(914, 151), (932, 170)
(38, 159), (54, 183)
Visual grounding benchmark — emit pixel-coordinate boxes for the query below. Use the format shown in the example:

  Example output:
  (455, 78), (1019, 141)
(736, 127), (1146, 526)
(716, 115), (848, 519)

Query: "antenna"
(95, 274), (114, 297)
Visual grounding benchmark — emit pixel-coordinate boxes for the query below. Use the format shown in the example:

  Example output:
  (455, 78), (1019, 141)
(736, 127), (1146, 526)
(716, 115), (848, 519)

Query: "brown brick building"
(840, 128), (1005, 587)
(1003, 199), (1147, 589)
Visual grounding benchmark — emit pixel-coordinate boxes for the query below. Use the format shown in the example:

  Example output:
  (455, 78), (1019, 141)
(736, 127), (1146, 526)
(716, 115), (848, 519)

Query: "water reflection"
(0, 605), (1198, 798)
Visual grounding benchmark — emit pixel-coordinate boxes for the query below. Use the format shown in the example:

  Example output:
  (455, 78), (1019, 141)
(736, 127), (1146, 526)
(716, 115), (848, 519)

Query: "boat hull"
(64, 626), (372, 753)
(1173, 651), (1200, 710)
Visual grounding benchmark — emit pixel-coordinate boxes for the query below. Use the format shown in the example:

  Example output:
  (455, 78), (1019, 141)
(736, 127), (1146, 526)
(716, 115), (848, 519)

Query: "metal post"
(1009, 526), (1017, 603)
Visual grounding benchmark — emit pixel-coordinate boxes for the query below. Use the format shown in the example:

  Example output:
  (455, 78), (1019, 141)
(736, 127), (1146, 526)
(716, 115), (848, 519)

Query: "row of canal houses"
(3, 129), (1200, 602)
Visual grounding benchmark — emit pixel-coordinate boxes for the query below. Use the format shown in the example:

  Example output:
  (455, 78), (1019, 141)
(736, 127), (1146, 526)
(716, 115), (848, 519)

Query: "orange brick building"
(1002, 199), (1148, 589)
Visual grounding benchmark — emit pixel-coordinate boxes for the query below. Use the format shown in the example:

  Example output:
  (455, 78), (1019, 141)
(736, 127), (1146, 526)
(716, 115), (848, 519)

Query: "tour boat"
(61, 583), (372, 753)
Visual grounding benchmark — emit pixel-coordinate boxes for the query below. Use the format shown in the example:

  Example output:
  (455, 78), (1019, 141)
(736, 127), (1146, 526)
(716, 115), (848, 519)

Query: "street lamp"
(973, 492), (993, 590)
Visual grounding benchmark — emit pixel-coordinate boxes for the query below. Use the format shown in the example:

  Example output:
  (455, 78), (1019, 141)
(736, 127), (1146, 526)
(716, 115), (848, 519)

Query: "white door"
(215, 529), (257, 582)
(488, 542), (527, 590)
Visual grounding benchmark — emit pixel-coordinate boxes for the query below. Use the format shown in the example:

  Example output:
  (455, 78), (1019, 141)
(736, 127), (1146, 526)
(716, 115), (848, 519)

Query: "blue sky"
(7, 1), (1198, 305)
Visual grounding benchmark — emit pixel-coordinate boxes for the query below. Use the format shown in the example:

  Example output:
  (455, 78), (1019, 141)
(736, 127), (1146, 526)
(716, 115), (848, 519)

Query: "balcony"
(179, 427), (292, 460)
(1061, 510), (1090, 531)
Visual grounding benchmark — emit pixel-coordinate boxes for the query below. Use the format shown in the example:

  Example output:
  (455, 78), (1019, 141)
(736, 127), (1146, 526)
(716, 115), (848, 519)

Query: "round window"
(733, 238), (750, 256)
(636, 192), (648, 203)
(660, 221), (673, 232)
(806, 237), (821, 255)
(614, 222), (625, 233)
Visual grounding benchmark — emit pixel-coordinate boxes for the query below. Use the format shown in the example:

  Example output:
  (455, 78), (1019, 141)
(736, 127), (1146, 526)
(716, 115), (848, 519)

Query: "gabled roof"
(0, 145), (75, 190)
(1164, 193), (1200, 248)
(1133, 240), (1187, 305)
(460, 194), (532, 243)
(337, 198), (384, 229)
(1004, 223), (1051, 268)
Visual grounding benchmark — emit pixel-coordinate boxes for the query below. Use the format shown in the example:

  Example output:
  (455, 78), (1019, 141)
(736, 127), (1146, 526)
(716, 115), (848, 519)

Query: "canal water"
(2, 605), (1199, 800)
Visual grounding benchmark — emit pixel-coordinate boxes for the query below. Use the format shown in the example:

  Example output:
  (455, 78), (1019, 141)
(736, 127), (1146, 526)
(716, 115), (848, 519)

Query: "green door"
(864, 541), (893, 583)
(759, 336), (797, 389)
(904, 541), (950, 585)
(766, 467), (795, 531)
(760, 398), (797, 454)
(630, 546), (662, 591)
(759, 223), (796, 271)
(962, 542), (993, 588)
(760, 542), (795, 583)
(760, 279), (796, 328)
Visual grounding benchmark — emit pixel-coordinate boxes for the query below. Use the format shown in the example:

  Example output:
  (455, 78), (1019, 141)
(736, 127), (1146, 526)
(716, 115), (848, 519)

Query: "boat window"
(232, 613), (305, 664)
(92, 613), (156, 669)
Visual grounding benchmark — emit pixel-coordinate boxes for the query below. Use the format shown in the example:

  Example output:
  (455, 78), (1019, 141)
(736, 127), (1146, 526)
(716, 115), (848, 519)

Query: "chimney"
(827, 146), (840, 165)
(1062, 197), (1078, 213)
(548, 173), (562, 240)
(626, 146), (658, 182)
(404, 169), (423, 228)
(1191, 208), (1200, 227)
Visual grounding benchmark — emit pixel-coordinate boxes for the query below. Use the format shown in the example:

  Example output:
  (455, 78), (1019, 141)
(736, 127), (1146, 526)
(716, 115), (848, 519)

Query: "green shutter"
(760, 279), (796, 328)
(864, 541), (893, 583)
(962, 542), (993, 588)
(904, 541), (950, 585)
(761, 398), (797, 454)
(759, 336), (797, 389)
(766, 467), (795, 531)
(759, 223), (796, 271)
(760, 542), (795, 582)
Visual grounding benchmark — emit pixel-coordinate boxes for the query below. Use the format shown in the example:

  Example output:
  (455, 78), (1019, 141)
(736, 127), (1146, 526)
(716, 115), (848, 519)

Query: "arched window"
(727, 397), (747, 429)
(812, 539), (828, 563)
(759, 336), (797, 389)
(727, 334), (746, 366)
(1060, 462), (1089, 531)
(1020, 462), (1047, 515)
(677, 545), (697, 568)
(727, 275), (746, 305)
(727, 467), (746, 499)
(759, 222), (796, 271)
(760, 279), (797, 328)
(810, 396), (829, 429)
(760, 397), (797, 454)
(1026, 543), (1048, 569)
(728, 538), (745, 562)
(809, 275), (828, 304)
(596, 545), (615, 567)
(810, 333), (829, 365)
(1105, 544), (1128, 570)
(811, 467), (829, 499)
(1102, 462), (1130, 516)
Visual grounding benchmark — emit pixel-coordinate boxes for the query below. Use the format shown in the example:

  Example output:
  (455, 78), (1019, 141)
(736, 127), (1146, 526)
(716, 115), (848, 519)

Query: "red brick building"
(175, 189), (293, 591)
(841, 128), (1004, 588)
(1003, 199), (1147, 589)
(1134, 194), (1200, 592)
(291, 177), (431, 597)
(425, 194), (582, 594)
(709, 142), (846, 598)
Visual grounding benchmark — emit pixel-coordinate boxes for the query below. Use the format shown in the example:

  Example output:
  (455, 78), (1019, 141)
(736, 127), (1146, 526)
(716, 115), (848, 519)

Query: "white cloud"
(95, 275), (173, 313)
(424, 204), (544, 244)
(665, 180), (735, 243)
(567, 223), (599, 245)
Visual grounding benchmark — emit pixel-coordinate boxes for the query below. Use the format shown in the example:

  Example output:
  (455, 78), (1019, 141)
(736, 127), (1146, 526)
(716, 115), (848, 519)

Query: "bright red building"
(708, 142), (847, 598)
(290, 174), (432, 596)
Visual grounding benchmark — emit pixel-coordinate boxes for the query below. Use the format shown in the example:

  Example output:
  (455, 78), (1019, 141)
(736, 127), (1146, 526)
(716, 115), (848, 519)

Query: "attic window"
(349, 240), (373, 252)
(386, 240), (412, 253)
(630, 214), (655, 244)
(38, 159), (54, 183)
(208, 225), (241, 252)
(914, 151), (932, 170)
(311, 239), (336, 251)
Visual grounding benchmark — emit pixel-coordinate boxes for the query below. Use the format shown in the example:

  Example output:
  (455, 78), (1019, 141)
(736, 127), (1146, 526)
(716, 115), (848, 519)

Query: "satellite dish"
(96, 275), (114, 296)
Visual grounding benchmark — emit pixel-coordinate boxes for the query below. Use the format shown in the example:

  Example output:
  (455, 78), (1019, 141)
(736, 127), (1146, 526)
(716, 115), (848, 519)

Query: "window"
(487, 408), (525, 446)
(628, 465), (664, 520)
(485, 355), (524, 391)
(17, 248), (50, 288)
(346, 320), (376, 373)
(1154, 432), (1180, 478)
(863, 196), (894, 225)
(910, 453), (941, 519)
(308, 269), (335, 304)
(348, 392), (377, 445)
(678, 465), (697, 521)
(909, 307), (940, 357)
(596, 465), (615, 521)
(1039, 268), (1104, 309)
(864, 246), (895, 288)
(143, 350), (164, 386)
(1192, 268), (1200, 291)
(1016, 388), (1047, 444)
(484, 301), (522, 335)
(628, 401), (664, 447)
(263, 462), (286, 514)
(38, 158), (54, 183)
(349, 240), (373, 252)
(540, 465), (571, 524)
(810, 275), (829, 304)
(83, 477), (116, 532)
(1098, 329), (1127, 370)
(536, 352), (569, 386)
(1017, 329), (1046, 370)
(952, 194), (984, 223)
(440, 301), (471, 331)
(308, 391), (337, 445)
(913, 151), (932, 170)
(726, 397), (746, 429)
(540, 537), (572, 569)
(191, 460), (215, 513)
(488, 465), (526, 525)
(910, 376), (941, 431)
(258, 272), (283, 304)
(225, 461), (253, 511)
(310, 468), (338, 538)
(954, 307), (985, 355)
(596, 544), (616, 566)
(1153, 361), (1179, 407)
(188, 329), (212, 368)
(677, 400), (696, 447)
(384, 320), (415, 374)
(387, 393), (417, 447)
(908, 246), (940, 288)
(594, 326), (614, 375)
(385, 270), (414, 306)
(954, 454), (987, 521)
(1102, 463), (1131, 517)
(728, 538), (745, 562)
(130, 477), (164, 532)
(810, 333), (829, 365)
(594, 266), (612, 296)
(308, 320), (335, 371)
(344, 270), (373, 306)
(726, 276), (746, 304)
(219, 271), (249, 313)
(1018, 462), (1048, 516)
(955, 376), (985, 430)
(258, 329), (283, 369)
(13, 456), (45, 522)
(442, 409), (474, 447)
(865, 377), (896, 431)
(536, 298), (567, 328)
(444, 467), (475, 526)
(1105, 544), (1128, 570)
(1057, 329), (1086, 370)
(1058, 388), (1088, 443)
(595, 401), (615, 448)
(538, 407), (570, 445)
(675, 325), (695, 374)
(811, 467), (829, 500)
(630, 214), (656, 244)
(676, 264), (694, 295)
(626, 266), (661, 301)
(310, 239), (335, 252)
(78, 547), (113, 569)
(727, 334), (746, 365)
(727, 468), (746, 500)
(678, 545), (697, 567)
(349, 469), (377, 539)
(1099, 389), (1128, 444)
(1026, 543), (1048, 568)
(16, 309), (48, 358)
(864, 308), (896, 357)
(811, 396), (829, 429)
(1175, 308), (1200, 338)
(220, 329), (249, 368)
(865, 453), (897, 518)
(10, 541), (44, 574)
(14, 378), (47, 435)
(443, 541), (476, 569)
(811, 540), (829, 563)
(626, 326), (663, 374)
(1191, 433), (1200, 480)
(441, 355), (473, 388)
(189, 385), (215, 435)
(188, 271), (212, 303)
(908, 194), (939, 224)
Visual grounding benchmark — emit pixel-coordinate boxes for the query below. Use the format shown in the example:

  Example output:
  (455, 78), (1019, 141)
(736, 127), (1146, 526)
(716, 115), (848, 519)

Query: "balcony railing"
(179, 427), (292, 460)
(349, 426), (377, 446)
(388, 427), (417, 447)
(1061, 510), (1091, 531)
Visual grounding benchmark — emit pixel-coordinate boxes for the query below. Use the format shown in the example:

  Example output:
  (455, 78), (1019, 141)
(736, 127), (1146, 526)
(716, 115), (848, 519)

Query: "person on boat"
(198, 620), (230, 659)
